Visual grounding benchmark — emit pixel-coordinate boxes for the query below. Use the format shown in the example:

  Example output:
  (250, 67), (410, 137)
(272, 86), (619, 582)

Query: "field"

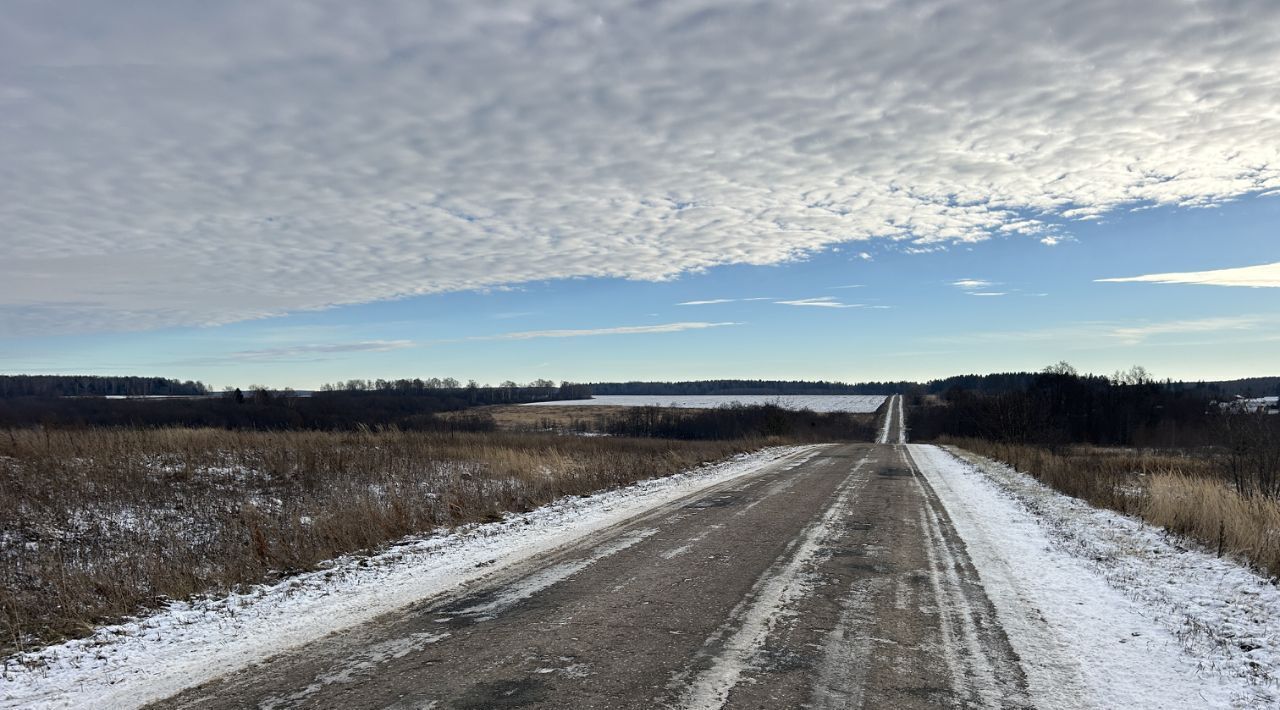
(454, 404), (638, 432)
(521, 394), (888, 412)
(0, 428), (759, 654)
(942, 437), (1280, 576)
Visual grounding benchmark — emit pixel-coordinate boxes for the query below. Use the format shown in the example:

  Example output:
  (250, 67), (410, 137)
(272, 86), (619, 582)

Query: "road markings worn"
(733, 474), (803, 517)
(451, 528), (660, 621)
(671, 454), (872, 710)
(659, 522), (724, 560)
(660, 544), (693, 560)
(259, 631), (450, 709)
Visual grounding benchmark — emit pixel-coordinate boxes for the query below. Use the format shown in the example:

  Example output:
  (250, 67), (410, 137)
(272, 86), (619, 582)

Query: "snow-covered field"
(911, 444), (1280, 709)
(523, 394), (887, 413)
(0, 446), (822, 710)
(1220, 396), (1279, 414)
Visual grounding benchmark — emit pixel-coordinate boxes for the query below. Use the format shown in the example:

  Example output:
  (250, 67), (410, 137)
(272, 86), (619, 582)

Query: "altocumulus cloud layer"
(3, 0), (1279, 334)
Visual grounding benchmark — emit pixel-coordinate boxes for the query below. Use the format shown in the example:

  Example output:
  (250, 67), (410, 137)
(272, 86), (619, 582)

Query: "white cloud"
(952, 279), (995, 290)
(775, 297), (862, 309)
(677, 297), (771, 305)
(3, 1), (1280, 333)
(476, 322), (738, 341)
(935, 314), (1273, 346)
(1097, 262), (1280, 288)
(969, 292), (1007, 297)
(229, 340), (415, 362)
(1109, 316), (1266, 345)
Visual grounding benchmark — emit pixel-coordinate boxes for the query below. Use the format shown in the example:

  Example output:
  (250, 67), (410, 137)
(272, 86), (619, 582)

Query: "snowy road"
(9, 406), (1277, 708)
(146, 411), (1019, 708)
(151, 423), (1037, 708)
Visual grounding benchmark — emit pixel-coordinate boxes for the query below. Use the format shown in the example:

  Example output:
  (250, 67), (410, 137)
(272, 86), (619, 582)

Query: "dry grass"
(1145, 475), (1280, 573)
(0, 427), (759, 654)
(457, 404), (644, 432)
(942, 437), (1280, 576)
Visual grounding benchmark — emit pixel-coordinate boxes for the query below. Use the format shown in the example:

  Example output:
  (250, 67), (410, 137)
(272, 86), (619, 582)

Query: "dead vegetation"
(453, 404), (641, 433)
(942, 437), (1280, 577)
(0, 427), (758, 655)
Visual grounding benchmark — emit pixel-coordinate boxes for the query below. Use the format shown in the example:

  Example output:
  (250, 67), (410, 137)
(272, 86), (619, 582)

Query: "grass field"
(452, 404), (640, 432)
(0, 427), (760, 654)
(942, 437), (1280, 577)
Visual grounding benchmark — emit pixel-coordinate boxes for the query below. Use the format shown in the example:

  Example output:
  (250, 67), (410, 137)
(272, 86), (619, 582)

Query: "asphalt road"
(153, 398), (1030, 709)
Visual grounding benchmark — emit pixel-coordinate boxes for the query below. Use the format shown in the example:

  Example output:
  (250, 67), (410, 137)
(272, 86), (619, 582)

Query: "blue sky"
(2, 1), (1278, 388)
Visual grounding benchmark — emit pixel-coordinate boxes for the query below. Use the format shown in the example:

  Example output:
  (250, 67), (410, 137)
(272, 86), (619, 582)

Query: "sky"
(2, 0), (1278, 389)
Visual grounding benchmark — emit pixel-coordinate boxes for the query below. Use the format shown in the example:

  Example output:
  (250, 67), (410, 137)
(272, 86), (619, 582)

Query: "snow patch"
(910, 444), (1280, 709)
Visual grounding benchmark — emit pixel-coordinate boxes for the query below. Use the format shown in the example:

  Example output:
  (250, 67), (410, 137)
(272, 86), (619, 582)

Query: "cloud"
(3, 1), (1280, 333)
(1097, 262), (1280, 288)
(775, 297), (862, 309)
(935, 314), (1273, 346)
(677, 297), (772, 305)
(476, 322), (738, 341)
(969, 292), (1007, 297)
(952, 279), (996, 290)
(1109, 315), (1266, 345)
(229, 340), (415, 362)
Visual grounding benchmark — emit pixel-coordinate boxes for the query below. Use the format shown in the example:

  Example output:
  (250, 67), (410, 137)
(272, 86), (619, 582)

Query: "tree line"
(909, 363), (1277, 449)
(0, 384), (589, 431)
(0, 375), (209, 398)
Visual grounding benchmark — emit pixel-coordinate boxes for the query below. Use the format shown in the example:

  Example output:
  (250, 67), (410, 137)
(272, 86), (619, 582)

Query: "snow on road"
(910, 444), (1280, 709)
(875, 394), (904, 444)
(0, 446), (823, 710)
(522, 394), (887, 413)
(676, 452), (872, 709)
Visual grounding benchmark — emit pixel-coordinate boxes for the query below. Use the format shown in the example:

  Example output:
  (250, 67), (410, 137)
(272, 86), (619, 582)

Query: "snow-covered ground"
(0, 445), (823, 710)
(523, 394), (887, 413)
(910, 444), (1280, 709)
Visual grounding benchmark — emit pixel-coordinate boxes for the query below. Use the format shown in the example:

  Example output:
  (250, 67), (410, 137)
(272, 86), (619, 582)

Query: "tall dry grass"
(0, 428), (758, 655)
(942, 437), (1280, 576)
(1145, 474), (1280, 571)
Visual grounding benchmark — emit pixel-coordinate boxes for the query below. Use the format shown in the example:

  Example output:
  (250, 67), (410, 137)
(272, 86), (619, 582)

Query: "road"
(153, 396), (1031, 709)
